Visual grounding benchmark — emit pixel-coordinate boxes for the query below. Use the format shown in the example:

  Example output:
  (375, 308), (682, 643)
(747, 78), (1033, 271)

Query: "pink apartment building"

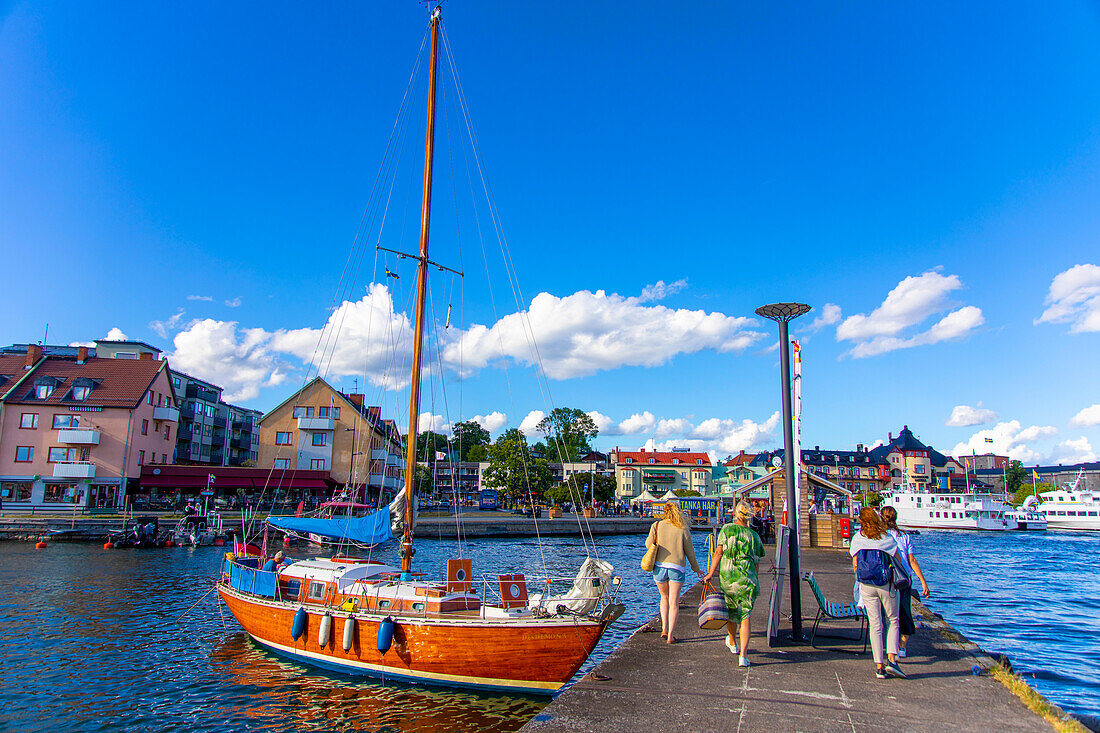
(0, 343), (179, 509)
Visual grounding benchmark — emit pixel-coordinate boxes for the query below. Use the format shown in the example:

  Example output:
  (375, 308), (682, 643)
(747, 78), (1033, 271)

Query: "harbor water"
(0, 528), (1095, 730)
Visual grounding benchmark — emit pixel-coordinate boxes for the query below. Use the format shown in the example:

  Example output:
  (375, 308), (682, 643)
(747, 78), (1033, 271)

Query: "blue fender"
(291, 607), (308, 641)
(377, 616), (394, 654)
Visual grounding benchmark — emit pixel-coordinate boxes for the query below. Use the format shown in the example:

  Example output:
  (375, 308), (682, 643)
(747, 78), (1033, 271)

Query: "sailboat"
(217, 6), (624, 694)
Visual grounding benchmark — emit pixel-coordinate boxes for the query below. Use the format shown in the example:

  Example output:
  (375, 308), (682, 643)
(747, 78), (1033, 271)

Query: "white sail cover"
(388, 487), (418, 536)
(545, 557), (614, 615)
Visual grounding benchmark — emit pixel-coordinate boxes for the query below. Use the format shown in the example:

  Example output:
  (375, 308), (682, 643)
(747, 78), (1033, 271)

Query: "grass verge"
(991, 663), (1088, 733)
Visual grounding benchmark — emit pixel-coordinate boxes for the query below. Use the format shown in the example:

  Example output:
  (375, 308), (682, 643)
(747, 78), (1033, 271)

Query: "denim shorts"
(652, 566), (686, 583)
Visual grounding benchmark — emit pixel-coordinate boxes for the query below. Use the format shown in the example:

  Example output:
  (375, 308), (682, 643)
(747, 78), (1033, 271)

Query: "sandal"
(660, 632), (667, 639)
(666, 635), (676, 644)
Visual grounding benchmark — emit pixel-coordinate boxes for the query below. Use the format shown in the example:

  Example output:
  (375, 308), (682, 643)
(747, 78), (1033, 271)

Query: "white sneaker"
(739, 656), (751, 668)
(725, 636), (739, 655)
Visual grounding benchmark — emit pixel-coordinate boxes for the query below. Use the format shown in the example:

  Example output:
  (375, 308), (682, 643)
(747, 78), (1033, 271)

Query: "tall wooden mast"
(400, 5), (441, 576)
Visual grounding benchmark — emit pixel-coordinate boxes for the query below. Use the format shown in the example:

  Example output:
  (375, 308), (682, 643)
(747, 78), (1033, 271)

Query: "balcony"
(297, 417), (335, 431)
(213, 415), (227, 428)
(177, 426), (193, 440)
(153, 406), (180, 422)
(53, 461), (96, 478)
(58, 428), (100, 445)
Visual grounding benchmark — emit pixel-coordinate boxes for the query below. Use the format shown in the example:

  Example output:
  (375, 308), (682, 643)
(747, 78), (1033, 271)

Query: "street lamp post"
(756, 302), (811, 642)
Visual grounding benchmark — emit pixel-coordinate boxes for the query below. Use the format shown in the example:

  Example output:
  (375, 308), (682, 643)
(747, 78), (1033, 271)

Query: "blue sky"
(2, 1), (1100, 464)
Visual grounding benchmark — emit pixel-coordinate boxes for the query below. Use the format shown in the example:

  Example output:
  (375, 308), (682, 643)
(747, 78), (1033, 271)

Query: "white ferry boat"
(1003, 505), (1047, 531)
(881, 485), (1012, 531)
(1024, 472), (1100, 531)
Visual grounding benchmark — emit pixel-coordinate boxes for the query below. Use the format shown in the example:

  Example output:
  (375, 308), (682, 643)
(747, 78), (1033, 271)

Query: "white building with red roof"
(610, 447), (713, 500)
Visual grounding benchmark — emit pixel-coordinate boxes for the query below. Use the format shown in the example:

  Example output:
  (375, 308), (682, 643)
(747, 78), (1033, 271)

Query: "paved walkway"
(523, 548), (1049, 732)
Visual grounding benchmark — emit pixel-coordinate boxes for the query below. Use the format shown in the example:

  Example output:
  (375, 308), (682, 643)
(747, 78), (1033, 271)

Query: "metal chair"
(802, 570), (868, 653)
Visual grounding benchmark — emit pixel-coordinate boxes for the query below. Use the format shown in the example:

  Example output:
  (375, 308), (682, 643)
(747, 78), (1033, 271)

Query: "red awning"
(141, 475), (209, 488)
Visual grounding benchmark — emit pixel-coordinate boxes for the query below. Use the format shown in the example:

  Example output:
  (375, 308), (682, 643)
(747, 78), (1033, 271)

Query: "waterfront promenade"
(0, 511), (653, 542)
(523, 548), (1062, 733)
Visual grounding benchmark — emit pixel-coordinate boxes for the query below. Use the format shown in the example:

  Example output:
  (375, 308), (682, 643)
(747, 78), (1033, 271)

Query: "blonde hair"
(662, 501), (687, 529)
(734, 500), (753, 522)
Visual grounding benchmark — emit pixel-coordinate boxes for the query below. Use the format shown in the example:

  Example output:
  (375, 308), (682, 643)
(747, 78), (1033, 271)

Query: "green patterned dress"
(716, 523), (765, 622)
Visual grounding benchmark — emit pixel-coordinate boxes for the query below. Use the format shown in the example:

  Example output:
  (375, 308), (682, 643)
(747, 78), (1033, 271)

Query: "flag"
(385, 268), (400, 279)
(207, 473), (215, 485)
(435, 451), (446, 461)
(1032, 469), (1040, 481)
(295, 501), (304, 518)
(984, 437), (993, 444)
(964, 458), (970, 470)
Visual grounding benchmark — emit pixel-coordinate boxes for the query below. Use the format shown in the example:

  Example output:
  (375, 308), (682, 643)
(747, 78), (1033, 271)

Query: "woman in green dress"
(703, 500), (765, 667)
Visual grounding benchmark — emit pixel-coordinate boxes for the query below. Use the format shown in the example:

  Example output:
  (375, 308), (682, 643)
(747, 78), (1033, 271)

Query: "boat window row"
(1041, 509), (1098, 516)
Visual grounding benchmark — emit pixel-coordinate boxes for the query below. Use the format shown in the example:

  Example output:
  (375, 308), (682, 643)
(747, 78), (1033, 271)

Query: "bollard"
(972, 665), (982, 676)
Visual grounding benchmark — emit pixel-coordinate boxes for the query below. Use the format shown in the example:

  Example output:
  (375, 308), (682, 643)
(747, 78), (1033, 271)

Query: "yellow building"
(611, 448), (712, 500)
(257, 377), (404, 500)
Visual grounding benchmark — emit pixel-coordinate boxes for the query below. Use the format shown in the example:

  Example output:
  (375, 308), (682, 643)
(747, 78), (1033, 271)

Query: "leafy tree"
(673, 489), (702, 497)
(451, 420), (490, 462)
(547, 474), (616, 505)
(466, 444), (488, 462)
(854, 490), (883, 507)
(1005, 460), (1027, 496)
(536, 407), (599, 462)
(413, 463), (433, 495)
(1012, 482), (1054, 506)
(482, 429), (551, 505)
(416, 431), (450, 460)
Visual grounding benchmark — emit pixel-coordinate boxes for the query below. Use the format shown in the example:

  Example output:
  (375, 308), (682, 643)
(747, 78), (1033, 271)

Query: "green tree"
(673, 488), (702, 497)
(855, 490), (883, 507)
(1012, 482), (1054, 506)
(1005, 460), (1026, 496)
(413, 463), (433, 495)
(466, 444), (489, 462)
(482, 429), (551, 505)
(451, 420), (490, 462)
(547, 474), (616, 505)
(536, 407), (599, 462)
(416, 430), (449, 460)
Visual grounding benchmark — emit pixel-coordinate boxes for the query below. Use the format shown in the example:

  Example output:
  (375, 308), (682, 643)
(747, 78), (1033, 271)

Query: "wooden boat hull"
(218, 584), (607, 694)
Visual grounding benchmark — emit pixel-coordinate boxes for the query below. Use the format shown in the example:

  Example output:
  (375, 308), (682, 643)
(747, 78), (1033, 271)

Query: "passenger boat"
(880, 484), (1013, 530)
(1024, 471), (1100, 531)
(1003, 505), (1048, 531)
(217, 6), (623, 694)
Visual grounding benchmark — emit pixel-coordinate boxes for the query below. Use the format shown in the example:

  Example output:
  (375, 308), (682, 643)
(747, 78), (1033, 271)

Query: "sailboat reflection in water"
(217, 5), (625, 695)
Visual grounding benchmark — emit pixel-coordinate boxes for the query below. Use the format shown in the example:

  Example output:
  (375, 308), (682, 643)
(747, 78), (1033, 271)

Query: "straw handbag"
(640, 522), (659, 571)
(698, 581), (729, 629)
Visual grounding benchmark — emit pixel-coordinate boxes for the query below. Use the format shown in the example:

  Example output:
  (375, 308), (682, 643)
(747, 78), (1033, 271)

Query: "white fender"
(342, 616), (356, 652)
(318, 613), (333, 648)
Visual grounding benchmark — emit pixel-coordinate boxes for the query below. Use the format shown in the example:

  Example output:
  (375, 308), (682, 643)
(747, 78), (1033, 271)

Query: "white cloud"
(656, 417), (692, 438)
(187, 295), (214, 302)
(418, 412), (450, 434)
(68, 341), (96, 348)
(1050, 437), (1097, 464)
(167, 319), (282, 402)
(225, 297), (242, 308)
(837, 271), (983, 358)
(808, 303), (841, 331)
(586, 410), (616, 434)
(1070, 404), (1100, 428)
(518, 410), (545, 437)
(269, 283), (414, 389)
(104, 327), (128, 341)
(638, 279), (688, 303)
(950, 420), (1058, 463)
(150, 309), (187, 339)
(618, 411), (657, 435)
(946, 403), (998, 427)
(470, 411), (507, 433)
(1035, 264), (1100, 333)
(443, 288), (763, 379)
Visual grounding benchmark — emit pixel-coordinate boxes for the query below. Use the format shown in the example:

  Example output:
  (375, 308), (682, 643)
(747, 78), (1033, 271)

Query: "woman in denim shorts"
(645, 501), (702, 643)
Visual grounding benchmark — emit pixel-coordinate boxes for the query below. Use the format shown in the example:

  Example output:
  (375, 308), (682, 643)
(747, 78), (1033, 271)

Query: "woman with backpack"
(851, 507), (907, 679)
(645, 501), (703, 644)
(880, 506), (931, 657)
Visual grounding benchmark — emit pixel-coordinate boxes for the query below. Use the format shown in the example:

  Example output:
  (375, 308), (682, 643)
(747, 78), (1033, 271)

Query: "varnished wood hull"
(218, 584), (607, 694)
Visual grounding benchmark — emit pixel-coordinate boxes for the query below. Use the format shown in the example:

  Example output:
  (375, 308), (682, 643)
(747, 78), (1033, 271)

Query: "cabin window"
(283, 580), (301, 599)
(378, 600), (391, 609)
(412, 602), (425, 612)
(308, 581), (325, 600)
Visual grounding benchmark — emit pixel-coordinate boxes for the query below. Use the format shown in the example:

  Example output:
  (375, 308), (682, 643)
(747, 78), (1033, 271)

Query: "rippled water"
(0, 531), (697, 732)
(915, 529), (1100, 717)
(2, 529), (1094, 730)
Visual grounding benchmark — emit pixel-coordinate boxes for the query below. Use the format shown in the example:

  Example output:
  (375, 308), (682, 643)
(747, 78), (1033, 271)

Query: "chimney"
(77, 346), (88, 364)
(139, 352), (153, 360)
(367, 406), (380, 419)
(25, 344), (42, 369)
(889, 432), (893, 441)
(348, 394), (365, 407)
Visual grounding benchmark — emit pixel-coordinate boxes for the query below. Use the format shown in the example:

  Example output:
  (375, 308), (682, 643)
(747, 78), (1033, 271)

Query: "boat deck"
(522, 548), (1056, 732)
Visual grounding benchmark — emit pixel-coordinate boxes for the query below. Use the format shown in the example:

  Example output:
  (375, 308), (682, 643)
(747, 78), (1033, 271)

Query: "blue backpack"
(855, 549), (893, 586)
